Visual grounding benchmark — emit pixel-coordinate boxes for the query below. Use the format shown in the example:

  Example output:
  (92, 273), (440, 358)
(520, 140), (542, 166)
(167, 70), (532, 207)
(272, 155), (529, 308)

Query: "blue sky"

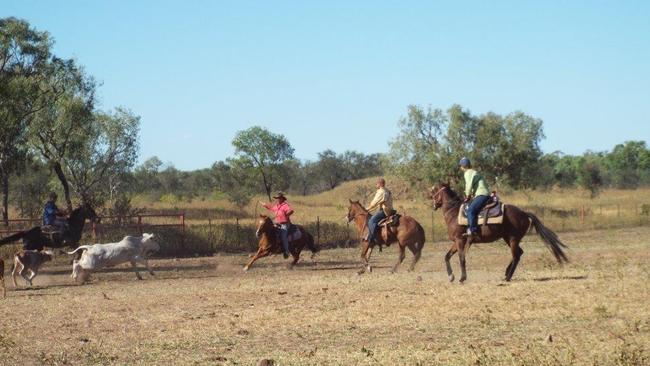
(4, 1), (649, 170)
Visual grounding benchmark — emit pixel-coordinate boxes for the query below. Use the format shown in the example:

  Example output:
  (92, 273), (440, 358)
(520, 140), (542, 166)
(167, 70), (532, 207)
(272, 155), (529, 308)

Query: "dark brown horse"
(0, 203), (99, 251)
(346, 200), (425, 274)
(243, 215), (319, 271)
(430, 183), (568, 283)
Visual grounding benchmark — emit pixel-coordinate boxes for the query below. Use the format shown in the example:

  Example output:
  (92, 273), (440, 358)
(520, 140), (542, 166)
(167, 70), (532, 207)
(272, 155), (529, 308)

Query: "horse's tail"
(416, 222), (426, 253)
(66, 245), (92, 255)
(526, 212), (569, 263)
(0, 230), (28, 246)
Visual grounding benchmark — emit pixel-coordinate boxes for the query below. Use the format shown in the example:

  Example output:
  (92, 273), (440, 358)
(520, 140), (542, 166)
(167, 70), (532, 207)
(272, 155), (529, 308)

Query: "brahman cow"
(68, 233), (160, 283)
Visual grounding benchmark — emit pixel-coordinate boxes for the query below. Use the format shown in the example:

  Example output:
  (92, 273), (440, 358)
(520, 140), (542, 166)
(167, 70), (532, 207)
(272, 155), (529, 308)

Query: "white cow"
(68, 233), (160, 283)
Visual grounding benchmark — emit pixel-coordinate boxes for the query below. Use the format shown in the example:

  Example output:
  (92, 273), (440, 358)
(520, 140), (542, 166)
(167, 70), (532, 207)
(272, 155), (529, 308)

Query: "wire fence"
(1, 203), (649, 258)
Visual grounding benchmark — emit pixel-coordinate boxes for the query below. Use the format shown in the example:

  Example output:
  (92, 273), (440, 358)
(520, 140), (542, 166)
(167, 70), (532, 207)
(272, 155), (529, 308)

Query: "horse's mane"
(349, 200), (368, 213)
(439, 183), (463, 207)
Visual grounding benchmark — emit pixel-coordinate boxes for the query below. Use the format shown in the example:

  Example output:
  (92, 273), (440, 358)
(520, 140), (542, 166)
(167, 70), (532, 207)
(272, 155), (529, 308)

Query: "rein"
(432, 186), (462, 223)
(351, 208), (370, 238)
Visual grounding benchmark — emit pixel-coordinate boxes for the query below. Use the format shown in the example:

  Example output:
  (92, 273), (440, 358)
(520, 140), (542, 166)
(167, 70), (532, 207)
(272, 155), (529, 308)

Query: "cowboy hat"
(272, 191), (286, 199)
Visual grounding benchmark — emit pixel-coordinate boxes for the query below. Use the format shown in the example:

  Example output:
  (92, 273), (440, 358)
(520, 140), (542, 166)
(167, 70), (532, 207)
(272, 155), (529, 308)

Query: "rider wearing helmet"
(459, 158), (490, 238)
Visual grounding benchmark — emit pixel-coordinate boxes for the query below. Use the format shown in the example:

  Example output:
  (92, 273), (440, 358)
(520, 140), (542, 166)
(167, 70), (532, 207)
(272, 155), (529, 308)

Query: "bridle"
(431, 186), (447, 209)
(347, 206), (370, 238)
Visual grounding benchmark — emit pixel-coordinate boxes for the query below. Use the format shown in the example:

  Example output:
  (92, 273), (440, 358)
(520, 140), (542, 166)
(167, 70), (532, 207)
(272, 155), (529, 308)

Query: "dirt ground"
(1, 227), (649, 365)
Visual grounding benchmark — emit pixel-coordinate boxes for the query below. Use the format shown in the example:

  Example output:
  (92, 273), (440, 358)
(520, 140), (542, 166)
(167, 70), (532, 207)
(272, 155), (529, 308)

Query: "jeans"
(467, 195), (490, 234)
(278, 223), (290, 255)
(367, 210), (387, 243)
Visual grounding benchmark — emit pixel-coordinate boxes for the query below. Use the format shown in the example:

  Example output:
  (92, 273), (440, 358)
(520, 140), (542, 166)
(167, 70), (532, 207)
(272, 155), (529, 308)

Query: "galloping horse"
(243, 215), (319, 271)
(0, 202), (99, 251)
(430, 183), (568, 283)
(346, 200), (425, 274)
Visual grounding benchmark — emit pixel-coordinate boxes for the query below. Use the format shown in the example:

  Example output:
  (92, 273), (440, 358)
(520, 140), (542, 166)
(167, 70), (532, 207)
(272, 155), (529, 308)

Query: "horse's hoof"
(448, 274), (455, 283)
(460, 276), (467, 284)
(243, 266), (249, 272)
(367, 265), (372, 273)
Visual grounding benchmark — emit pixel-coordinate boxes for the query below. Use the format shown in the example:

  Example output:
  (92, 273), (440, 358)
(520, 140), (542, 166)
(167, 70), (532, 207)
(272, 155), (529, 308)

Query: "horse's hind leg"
(445, 243), (458, 282)
(288, 249), (300, 270)
(407, 242), (421, 272)
(505, 241), (524, 281)
(390, 244), (406, 274)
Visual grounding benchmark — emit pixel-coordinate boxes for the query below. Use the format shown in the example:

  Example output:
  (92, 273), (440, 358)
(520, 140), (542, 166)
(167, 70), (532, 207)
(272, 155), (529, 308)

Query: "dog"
(12, 250), (54, 287)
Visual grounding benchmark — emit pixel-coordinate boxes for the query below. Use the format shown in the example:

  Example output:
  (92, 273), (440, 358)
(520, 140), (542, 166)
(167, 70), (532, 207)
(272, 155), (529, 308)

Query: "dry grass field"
(1, 226), (649, 365)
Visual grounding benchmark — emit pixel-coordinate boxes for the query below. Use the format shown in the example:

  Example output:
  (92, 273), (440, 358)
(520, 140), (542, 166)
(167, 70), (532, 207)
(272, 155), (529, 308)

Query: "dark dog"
(12, 250), (53, 287)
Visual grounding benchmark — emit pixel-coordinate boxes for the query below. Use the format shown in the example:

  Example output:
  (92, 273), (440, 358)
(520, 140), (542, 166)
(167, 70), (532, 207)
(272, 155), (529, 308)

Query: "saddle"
(274, 224), (302, 242)
(378, 210), (401, 227)
(458, 198), (505, 226)
(41, 225), (66, 236)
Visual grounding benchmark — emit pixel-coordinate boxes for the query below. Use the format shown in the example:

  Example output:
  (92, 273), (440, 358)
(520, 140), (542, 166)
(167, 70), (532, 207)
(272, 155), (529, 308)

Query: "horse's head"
(80, 202), (100, 224)
(430, 182), (450, 210)
(255, 215), (274, 238)
(346, 199), (367, 222)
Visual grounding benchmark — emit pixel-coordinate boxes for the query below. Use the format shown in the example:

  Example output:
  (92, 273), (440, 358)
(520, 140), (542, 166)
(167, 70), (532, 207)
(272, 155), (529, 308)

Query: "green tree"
(388, 105), (451, 186)
(132, 156), (163, 193)
(315, 149), (346, 189)
(63, 108), (139, 204)
(211, 159), (256, 208)
(605, 141), (650, 188)
(27, 58), (96, 210)
(231, 126), (294, 200)
(389, 104), (545, 190)
(0, 17), (52, 223)
(577, 153), (605, 198)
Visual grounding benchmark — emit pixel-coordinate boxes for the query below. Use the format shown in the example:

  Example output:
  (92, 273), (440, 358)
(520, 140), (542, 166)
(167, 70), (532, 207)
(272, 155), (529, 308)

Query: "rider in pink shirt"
(260, 192), (294, 258)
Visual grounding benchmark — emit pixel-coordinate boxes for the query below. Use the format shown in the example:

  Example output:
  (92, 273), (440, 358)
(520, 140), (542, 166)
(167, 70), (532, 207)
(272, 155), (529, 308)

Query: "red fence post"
(92, 221), (97, 240)
(317, 216), (320, 246)
(137, 215), (143, 234)
(580, 206), (585, 225)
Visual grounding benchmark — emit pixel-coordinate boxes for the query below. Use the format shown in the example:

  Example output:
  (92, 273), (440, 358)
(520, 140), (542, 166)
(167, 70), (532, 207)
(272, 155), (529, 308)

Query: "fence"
(2, 203), (649, 258)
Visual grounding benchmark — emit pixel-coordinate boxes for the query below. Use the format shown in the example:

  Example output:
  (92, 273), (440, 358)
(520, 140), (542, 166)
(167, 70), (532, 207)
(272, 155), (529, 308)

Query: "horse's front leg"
(445, 242), (458, 282)
(244, 248), (268, 272)
(358, 240), (373, 274)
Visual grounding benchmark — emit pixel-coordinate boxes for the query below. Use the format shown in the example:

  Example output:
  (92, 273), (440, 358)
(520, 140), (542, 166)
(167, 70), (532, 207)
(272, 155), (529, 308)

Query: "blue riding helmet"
(459, 157), (471, 168)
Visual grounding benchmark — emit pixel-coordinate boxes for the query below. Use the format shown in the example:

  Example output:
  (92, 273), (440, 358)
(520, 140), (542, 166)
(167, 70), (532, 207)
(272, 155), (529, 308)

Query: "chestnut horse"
(243, 215), (319, 271)
(346, 200), (425, 274)
(430, 183), (568, 283)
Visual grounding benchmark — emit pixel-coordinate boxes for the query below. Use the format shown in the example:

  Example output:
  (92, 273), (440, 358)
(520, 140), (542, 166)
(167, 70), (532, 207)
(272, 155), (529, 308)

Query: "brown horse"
(346, 200), (425, 274)
(243, 215), (319, 271)
(430, 183), (568, 283)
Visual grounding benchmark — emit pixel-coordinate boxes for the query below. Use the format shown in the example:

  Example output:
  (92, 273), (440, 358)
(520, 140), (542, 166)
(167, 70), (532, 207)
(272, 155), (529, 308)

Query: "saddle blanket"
(458, 202), (505, 226)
